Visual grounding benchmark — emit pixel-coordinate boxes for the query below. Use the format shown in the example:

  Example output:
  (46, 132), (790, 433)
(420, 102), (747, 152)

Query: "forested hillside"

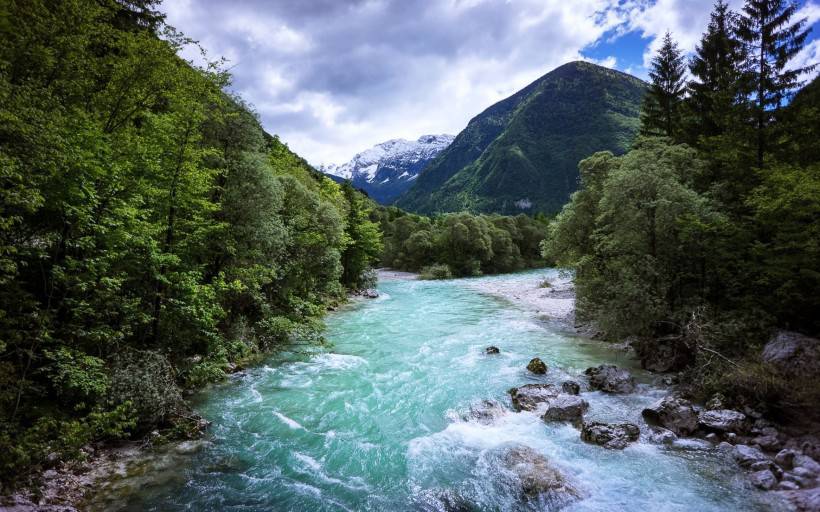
(542, 1), (818, 417)
(0, 0), (383, 486)
(397, 61), (646, 214)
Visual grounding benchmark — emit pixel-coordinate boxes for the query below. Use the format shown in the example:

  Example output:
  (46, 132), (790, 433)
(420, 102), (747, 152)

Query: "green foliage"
(0, 0), (380, 487)
(376, 207), (549, 277)
(641, 32), (687, 138)
(397, 61), (646, 215)
(419, 264), (454, 280)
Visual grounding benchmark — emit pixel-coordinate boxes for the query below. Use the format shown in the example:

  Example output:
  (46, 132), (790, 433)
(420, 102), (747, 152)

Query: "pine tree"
(641, 32), (687, 138)
(737, 0), (814, 168)
(687, 1), (745, 140)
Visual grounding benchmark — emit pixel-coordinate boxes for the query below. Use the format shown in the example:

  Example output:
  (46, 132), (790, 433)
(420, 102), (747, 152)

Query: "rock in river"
(485, 346), (500, 355)
(464, 400), (507, 425)
(526, 357), (547, 374)
(581, 421), (640, 449)
(508, 384), (558, 412)
(699, 409), (747, 433)
(733, 444), (768, 468)
(561, 381), (580, 395)
(584, 365), (636, 393)
(542, 395), (589, 423)
(641, 396), (698, 436)
(500, 445), (580, 503)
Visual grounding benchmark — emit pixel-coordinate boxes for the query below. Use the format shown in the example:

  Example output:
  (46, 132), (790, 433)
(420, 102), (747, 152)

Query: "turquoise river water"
(89, 269), (786, 511)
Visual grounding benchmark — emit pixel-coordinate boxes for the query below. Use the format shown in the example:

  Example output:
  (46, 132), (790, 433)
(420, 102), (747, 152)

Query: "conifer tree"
(687, 1), (745, 140)
(641, 32), (687, 138)
(737, 0), (814, 167)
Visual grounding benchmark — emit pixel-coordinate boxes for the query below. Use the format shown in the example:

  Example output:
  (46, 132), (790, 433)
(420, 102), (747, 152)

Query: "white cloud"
(161, 0), (818, 166)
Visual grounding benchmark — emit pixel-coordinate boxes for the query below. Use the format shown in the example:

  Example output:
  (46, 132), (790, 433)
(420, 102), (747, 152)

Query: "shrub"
(419, 264), (453, 280)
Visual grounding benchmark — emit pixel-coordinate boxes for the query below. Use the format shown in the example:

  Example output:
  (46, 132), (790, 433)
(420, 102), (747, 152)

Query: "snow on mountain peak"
(320, 134), (454, 183)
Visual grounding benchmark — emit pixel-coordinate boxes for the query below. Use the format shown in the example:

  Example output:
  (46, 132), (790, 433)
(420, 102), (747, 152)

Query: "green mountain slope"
(396, 61), (647, 214)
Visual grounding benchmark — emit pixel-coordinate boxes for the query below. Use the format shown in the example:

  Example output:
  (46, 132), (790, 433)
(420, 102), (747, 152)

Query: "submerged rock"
(508, 384), (559, 412)
(541, 395), (589, 423)
(464, 400), (507, 425)
(584, 365), (636, 393)
(641, 396), (699, 436)
(499, 445), (580, 503)
(413, 488), (475, 512)
(580, 421), (640, 449)
(699, 409), (747, 433)
(526, 358), (547, 374)
(485, 346), (500, 355)
(561, 381), (580, 395)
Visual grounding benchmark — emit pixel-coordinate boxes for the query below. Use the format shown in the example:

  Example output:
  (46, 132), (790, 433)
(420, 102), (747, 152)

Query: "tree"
(687, 1), (746, 142)
(737, 0), (814, 167)
(641, 32), (687, 138)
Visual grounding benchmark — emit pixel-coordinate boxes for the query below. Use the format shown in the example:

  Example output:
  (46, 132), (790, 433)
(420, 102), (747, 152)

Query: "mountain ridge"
(396, 61), (647, 214)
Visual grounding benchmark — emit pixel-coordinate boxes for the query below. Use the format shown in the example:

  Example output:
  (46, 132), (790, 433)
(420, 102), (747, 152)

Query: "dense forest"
(0, 0), (390, 487)
(542, 0), (819, 417)
(374, 207), (549, 278)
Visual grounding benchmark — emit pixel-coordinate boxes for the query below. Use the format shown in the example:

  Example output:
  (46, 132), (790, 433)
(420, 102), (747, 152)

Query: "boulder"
(752, 434), (782, 452)
(526, 358), (547, 374)
(500, 445), (579, 502)
(580, 421), (640, 449)
(778, 480), (801, 491)
(776, 449), (798, 470)
(464, 400), (507, 425)
(485, 346), (500, 355)
(762, 331), (820, 378)
(362, 288), (380, 299)
(641, 396), (699, 436)
(698, 409), (747, 433)
(646, 427), (677, 445)
(795, 454), (820, 476)
(584, 365), (636, 393)
(508, 384), (559, 412)
(542, 395), (589, 423)
(733, 444), (768, 468)
(784, 467), (818, 488)
(750, 469), (778, 490)
(717, 441), (734, 453)
(561, 381), (580, 395)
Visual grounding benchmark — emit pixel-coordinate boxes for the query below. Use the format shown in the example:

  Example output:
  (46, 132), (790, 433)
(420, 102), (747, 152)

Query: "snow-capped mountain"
(320, 134), (454, 204)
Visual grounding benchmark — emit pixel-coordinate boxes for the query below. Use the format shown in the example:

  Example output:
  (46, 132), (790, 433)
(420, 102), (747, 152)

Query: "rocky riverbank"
(467, 269), (820, 511)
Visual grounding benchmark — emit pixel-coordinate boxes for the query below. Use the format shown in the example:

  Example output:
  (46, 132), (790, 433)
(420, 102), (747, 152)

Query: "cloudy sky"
(162, 0), (820, 166)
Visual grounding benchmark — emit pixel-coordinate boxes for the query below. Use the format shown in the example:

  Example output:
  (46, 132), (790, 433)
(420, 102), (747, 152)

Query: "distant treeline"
(542, 0), (819, 416)
(374, 207), (550, 278)
(0, 0), (382, 486)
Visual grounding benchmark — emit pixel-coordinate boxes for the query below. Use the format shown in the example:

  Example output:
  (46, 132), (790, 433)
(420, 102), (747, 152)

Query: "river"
(88, 269), (785, 511)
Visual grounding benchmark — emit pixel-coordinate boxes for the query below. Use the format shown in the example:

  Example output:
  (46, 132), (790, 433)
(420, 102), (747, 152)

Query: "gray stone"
(699, 409), (747, 433)
(733, 444), (768, 468)
(776, 449), (798, 470)
(561, 381), (580, 395)
(542, 395), (589, 423)
(762, 330), (820, 378)
(508, 384), (559, 412)
(750, 469), (778, 490)
(753, 434), (782, 452)
(362, 289), (380, 299)
(499, 445), (580, 503)
(777, 480), (801, 491)
(795, 454), (820, 476)
(485, 346), (500, 355)
(465, 400), (507, 425)
(647, 427), (677, 445)
(581, 421), (640, 449)
(717, 441), (734, 453)
(584, 365), (636, 393)
(705, 433), (719, 444)
(782, 488), (820, 512)
(641, 396), (699, 436)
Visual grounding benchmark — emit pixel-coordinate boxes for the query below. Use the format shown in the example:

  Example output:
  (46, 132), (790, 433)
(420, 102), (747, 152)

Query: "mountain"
(320, 134), (455, 204)
(396, 61), (647, 214)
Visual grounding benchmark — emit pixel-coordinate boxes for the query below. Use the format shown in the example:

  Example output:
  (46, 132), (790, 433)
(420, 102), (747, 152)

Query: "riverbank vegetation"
(0, 0), (386, 488)
(373, 207), (550, 278)
(543, 0), (819, 418)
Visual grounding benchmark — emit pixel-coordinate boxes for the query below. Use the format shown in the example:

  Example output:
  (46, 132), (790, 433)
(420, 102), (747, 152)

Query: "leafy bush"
(108, 350), (185, 430)
(419, 264), (454, 280)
